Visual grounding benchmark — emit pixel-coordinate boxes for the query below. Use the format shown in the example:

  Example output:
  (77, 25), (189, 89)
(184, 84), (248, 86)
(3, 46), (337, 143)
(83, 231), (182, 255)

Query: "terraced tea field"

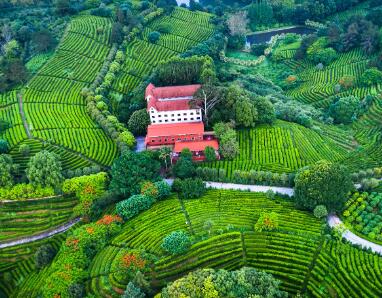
(0, 15), (118, 170)
(0, 195), (77, 242)
(112, 7), (215, 94)
(285, 49), (379, 108)
(38, 189), (381, 298)
(203, 120), (353, 177)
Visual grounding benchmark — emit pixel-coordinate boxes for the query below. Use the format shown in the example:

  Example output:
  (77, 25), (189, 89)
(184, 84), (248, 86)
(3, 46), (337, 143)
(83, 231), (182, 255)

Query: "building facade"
(144, 83), (219, 162)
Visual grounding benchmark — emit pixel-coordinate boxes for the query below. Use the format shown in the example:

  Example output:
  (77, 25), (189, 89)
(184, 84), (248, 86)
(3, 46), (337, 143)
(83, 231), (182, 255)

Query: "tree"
(0, 154), (14, 187)
(110, 151), (160, 196)
(161, 230), (191, 255)
(294, 160), (353, 212)
(158, 147), (171, 170)
(18, 143), (30, 156)
(148, 31), (161, 43)
(26, 150), (63, 187)
(329, 96), (359, 124)
(32, 30), (55, 52)
(253, 96), (275, 124)
(54, 0), (76, 15)
(116, 194), (155, 220)
(172, 149), (195, 179)
(35, 244), (56, 270)
(0, 139), (9, 153)
(117, 131), (136, 148)
(122, 282), (145, 298)
(177, 178), (206, 199)
(128, 109), (150, 135)
(218, 128), (239, 160)
(313, 205), (328, 219)
(155, 180), (171, 200)
(111, 22), (124, 44)
(235, 98), (258, 128)
(191, 84), (222, 126)
(160, 267), (287, 298)
(68, 283), (85, 298)
(204, 146), (216, 162)
(360, 68), (382, 86)
(226, 11), (249, 36)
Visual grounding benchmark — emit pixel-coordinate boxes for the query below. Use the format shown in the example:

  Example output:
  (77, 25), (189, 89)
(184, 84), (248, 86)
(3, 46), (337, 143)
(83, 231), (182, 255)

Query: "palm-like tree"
(159, 147), (172, 170)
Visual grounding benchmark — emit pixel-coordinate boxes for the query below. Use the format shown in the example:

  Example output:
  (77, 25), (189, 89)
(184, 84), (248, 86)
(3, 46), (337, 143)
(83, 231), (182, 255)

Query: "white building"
(145, 83), (202, 124)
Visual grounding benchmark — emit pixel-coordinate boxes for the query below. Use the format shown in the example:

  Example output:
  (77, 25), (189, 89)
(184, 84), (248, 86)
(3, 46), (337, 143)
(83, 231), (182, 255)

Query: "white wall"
(149, 107), (202, 124)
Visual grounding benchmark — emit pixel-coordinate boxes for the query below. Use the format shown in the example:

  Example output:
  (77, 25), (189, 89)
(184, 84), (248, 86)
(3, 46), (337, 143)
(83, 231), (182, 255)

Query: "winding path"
(328, 214), (382, 255)
(18, 93), (32, 138)
(0, 217), (81, 249)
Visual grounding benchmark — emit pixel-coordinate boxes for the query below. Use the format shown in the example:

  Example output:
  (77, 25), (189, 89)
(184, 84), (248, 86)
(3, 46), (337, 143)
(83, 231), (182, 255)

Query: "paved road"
(165, 179), (294, 196)
(0, 217), (81, 249)
(135, 136), (146, 152)
(328, 214), (382, 255)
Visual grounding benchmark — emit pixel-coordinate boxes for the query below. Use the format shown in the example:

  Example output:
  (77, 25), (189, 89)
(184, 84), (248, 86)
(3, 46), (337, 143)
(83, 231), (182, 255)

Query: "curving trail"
(328, 214), (382, 255)
(0, 217), (81, 249)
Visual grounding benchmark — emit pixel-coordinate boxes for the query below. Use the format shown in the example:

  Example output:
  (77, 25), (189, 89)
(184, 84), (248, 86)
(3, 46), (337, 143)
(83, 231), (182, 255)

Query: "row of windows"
(150, 136), (202, 143)
(152, 117), (201, 124)
(152, 111), (200, 118)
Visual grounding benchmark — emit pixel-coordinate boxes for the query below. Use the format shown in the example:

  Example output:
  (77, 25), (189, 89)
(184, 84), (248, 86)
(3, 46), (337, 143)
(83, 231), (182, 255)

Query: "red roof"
(146, 122), (204, 138)
(146, 83), (201, 112)
(174, 139), (219, 152)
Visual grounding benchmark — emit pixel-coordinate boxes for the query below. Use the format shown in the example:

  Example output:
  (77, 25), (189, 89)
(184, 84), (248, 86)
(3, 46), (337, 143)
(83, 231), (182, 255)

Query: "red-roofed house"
(146, 83), (202, 124)
(145, 83), (219, 162)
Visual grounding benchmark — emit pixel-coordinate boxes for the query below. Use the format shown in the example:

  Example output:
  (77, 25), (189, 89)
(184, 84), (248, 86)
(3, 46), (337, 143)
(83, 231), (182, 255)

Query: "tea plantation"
(10, 190), (379, 297)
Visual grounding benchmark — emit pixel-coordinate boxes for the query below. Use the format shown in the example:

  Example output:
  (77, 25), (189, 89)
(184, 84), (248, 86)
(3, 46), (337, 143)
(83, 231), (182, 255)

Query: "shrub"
(329, 96), (359, 124)
(161, 230), (191, 255)
(204, 146), (217, 162)
(148, 31), (161, 43)
(35, 244), (57, 270)
(19, 144), (30, 156)
(117, 131), (136, 149)
(116, 194), (155, 221)
(254, 211), (279, 231)
(155, 180), (171, 200)
(0, 154), (14, 187)
(313, 205), (328, 219)
(0, 139), (9, 154)
(26, 150), (63, 188)
(68, 283), (85, 298)
(140, 181), (159, 199)
(122, 282), (145, 298)
(128, 109), (150, 135)
(361, 68), (382, 86)
(294, 160), (352, 212)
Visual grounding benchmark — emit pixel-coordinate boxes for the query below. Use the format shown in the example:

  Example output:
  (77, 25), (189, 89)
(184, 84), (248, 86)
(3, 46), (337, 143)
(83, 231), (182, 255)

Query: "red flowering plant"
(140, 181), (159, 199)
(111, 248), (156, 283)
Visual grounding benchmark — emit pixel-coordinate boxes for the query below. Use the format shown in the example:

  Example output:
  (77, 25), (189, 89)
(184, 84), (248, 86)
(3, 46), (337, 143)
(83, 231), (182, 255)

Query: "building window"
(190, 112), (194, 115)
(184, 118), (187, 121)
(190, 118), (194, 121)
(197, 117), (201, 120)
(171, 114), (174, 117)
(165, 119), (168, 122)
(158, 115), (161, 117)
(191, 137), (194, 140)
(152, 120), (156, 123)
(159, 120), (162, 123)
(164, 138), (167, 142)
(177, 138), (181, 141)
(171, 138), (175, 141)
(177, 113), (181, 116)
(183, 113), (187, 116)
(178, 118), (181, 121)
(151, 140), (155, 142)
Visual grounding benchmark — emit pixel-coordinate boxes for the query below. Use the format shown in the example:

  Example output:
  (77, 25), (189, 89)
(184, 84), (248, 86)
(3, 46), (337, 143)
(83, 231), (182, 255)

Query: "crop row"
(34, 128), (117, 166)
(69, 15), (112, 45)
(170, 7), (213, 29)
(0, 90), (17, 107)
(0, 196), (77, 241)
(203, 121), (349, 177)
(308, 241), (382, 297)
(24, 103), (96, 130)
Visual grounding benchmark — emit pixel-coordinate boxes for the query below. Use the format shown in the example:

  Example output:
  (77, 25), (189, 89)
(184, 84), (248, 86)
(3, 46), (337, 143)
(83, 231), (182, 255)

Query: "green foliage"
(0, 183), (54, 200)
(204, 146), (216, 162)
(177, 178), (206, 199)
(118, 131), (136, 149)
(0, 139), (9, 154)
(313, 205), (328, 219)
(255, 211), (279, 232)
(160, 267), (287, 298)
(128, 109), (150, 136)
(213, 122), (239, 160)
(35, 244), (57, 270)
(329, 96), (359, 124)
(148, 31), (161, 44)
(294, 160), (353, 212)
(122, 282), (145, 298)
(343, 192), (382, 242)
(154, 180), (171, 200)
(140, 181), (159, 199)
(116, 194), (155, 221)
(172, 156), (195, 179)
(18, 143), (30, 156)
(161, 230), (191, 255)
(0, 154), (14, 187)
(361, 68), (382, 86)
(111, 151), (160, 197)
(62, 172), (108, 216)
